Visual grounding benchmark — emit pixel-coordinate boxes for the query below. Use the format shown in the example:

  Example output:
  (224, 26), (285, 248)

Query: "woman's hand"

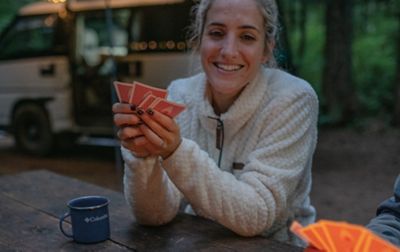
(112, 103), (182, 159)
(112, 103), (151, 158)
(135, 107), (182, 160)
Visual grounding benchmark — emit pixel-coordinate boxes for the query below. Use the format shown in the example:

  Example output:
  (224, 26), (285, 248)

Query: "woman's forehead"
(205, 0), (264, 29)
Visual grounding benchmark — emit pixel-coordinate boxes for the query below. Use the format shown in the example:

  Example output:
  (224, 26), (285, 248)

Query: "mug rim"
(67, 195), (109, 210)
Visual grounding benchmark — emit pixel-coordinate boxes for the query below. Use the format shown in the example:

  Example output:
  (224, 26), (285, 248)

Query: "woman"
(113, 0), (319, 246)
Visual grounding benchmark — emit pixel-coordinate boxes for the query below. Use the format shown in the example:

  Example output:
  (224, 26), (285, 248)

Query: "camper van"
(0, 0), (197, 155)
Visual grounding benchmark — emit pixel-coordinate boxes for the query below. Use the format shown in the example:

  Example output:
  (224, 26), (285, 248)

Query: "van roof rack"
(19, 0), (185, 16)
(68, 0), (185, 11)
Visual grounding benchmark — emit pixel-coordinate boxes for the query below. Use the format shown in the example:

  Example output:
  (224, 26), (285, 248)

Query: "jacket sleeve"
(161, 90), (318, 237)
(121, 147), (182, 225)
(366, 175), (400, 246)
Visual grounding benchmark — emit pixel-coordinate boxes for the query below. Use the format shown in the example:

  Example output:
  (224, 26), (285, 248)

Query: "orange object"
(290, 220), (400, 252)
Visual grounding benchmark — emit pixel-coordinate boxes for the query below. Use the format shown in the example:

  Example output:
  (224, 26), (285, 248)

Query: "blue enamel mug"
(59, 196), (110, 243)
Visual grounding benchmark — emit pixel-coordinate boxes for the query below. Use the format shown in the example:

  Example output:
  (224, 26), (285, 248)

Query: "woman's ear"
(262, 40), (275, 63)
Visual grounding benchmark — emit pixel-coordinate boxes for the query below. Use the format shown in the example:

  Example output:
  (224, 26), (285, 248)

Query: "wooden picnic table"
(0, 170), (304, 251)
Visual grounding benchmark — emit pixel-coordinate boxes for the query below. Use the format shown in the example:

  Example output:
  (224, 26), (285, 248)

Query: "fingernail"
(136, 108), (144, 115)
(130, 105), (136, 111)
(146, 108), (154, 115)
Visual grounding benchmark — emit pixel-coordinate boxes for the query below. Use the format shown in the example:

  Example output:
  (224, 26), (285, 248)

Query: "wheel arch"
(11, 98), (54, 132)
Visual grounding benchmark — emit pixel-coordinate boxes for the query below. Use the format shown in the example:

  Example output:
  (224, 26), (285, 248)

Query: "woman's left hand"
(135, 107), (182, 159)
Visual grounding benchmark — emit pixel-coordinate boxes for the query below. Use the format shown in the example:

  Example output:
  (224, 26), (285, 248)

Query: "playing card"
(342, 223), (370, 252)
(291, 219), (400, 252)
(363, 231), (400, 252)
(138, 94), (158, 110)
(302, 225), (328, 251)
(129, 81), (168, 106)
(290, 221), (326, 250)
(308, 224), (333, 251)
(320, 220), (369, 252)
(113, 81), (133, 103)
(150, 98), (186, 118)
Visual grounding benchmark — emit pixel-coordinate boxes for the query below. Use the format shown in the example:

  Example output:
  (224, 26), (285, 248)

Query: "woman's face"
(200, 0), (269, 98)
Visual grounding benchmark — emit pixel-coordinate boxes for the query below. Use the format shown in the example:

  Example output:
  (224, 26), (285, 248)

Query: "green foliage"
(353, 9), (397, 117)
(288, 5), (325, 97)
(354, 37), (396, 116)
(282, 0), (398, 124)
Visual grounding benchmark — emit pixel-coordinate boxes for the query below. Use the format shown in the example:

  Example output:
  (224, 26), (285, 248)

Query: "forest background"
(0, 0), (399, 225)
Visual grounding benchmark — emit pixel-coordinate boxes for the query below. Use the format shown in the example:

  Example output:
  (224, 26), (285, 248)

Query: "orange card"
(363, 231), (400, 252)
(320, 221), (369, 252)
(290, 221), (324, 249)
(302, 227), (327, 251)
(311, 224), (335, 252)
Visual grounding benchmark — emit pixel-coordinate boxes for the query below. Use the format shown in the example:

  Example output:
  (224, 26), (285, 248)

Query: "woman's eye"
(242, 34), (256, 41)
(208, 30), (224, 38)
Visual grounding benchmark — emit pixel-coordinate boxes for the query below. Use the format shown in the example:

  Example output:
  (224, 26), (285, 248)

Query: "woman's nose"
(220, 35), (239, 59)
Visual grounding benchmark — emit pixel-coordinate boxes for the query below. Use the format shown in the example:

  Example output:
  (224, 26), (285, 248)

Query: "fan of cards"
(113, 80), (186, 118)
(291, 220), (400, 252)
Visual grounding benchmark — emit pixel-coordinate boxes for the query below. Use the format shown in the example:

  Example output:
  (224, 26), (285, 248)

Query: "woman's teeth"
(215, 63), (242, 72)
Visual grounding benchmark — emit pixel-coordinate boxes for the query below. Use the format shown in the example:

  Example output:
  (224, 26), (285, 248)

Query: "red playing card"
(138, 94), (158, 110)
(150, 98), (186, 118)
(129, 81), (168, 106)
(113, 81), (133, 103)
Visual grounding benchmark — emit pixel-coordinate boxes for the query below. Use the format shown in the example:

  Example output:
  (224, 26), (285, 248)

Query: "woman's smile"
(214, 62), (244, 72)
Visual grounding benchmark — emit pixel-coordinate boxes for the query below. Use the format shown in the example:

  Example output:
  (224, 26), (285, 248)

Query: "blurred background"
(0, 0), (399, 226)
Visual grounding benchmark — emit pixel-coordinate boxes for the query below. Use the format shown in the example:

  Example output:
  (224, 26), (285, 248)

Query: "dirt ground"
(0, 127), (399, 226)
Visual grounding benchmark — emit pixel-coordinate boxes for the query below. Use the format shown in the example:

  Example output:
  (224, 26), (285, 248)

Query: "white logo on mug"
(84, 214), (108, 223)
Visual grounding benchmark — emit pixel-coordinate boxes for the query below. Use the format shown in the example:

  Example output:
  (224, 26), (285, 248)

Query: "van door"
(72, 9), (129, 133)
(0, 13), (72, 155)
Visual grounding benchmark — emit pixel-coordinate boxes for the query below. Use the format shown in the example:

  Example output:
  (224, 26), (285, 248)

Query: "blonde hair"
(187, 0), (279, 67)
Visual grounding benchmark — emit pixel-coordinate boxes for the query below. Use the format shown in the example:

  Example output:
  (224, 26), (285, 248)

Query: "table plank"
(0, 170), (303, 252)
(0, 192), (130, 251)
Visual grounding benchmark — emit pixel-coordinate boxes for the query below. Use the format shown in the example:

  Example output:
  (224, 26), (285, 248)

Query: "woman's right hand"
(112, 103), (151, 158)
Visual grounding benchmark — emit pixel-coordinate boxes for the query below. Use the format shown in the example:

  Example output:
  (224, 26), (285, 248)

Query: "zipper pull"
(216, 121), (223, 150)
(208, 116), (224, 167)
(208, 116), (224, 150)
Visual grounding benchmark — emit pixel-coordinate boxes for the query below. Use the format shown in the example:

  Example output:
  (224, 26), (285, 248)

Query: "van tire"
(13, 104), (53, 156)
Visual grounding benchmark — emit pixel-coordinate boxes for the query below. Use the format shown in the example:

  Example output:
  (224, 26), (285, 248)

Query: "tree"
(275, 0), (296, 73)
(393, 8), (400, 126)
(322, 0), (357, 124)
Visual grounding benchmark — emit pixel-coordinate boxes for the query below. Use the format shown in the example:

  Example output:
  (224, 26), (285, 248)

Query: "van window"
(129, 3), (191, 53)
(0, 14), (65, 60)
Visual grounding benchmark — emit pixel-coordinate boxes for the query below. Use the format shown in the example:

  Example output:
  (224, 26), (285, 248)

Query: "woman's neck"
(207, 86), (244, 116)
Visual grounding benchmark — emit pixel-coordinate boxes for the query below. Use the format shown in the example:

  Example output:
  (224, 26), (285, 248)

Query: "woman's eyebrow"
(206, 22), (261, 33)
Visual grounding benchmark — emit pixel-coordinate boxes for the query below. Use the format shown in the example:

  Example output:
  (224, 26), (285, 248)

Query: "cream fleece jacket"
(121, 67), (319, 246)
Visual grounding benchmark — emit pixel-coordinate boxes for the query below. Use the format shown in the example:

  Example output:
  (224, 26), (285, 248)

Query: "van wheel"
(13, 104), (53, 156)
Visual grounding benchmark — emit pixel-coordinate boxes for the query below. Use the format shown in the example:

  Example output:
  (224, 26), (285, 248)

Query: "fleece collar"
(194, 67), (269, 139)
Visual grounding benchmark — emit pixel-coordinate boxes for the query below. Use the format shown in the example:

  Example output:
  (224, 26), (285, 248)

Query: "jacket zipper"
(208, 116), (224, 167)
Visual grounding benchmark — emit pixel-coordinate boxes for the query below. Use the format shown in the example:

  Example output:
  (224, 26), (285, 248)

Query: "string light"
(47, 0), (67, 3)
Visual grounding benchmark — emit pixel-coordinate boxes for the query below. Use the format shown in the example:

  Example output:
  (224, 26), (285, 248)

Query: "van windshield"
(0, 14), (66, 59)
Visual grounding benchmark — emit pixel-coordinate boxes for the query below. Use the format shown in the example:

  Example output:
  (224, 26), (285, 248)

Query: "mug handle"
(59, 212), (73, 238)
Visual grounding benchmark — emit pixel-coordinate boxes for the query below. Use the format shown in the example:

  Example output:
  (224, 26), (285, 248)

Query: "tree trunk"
(393, 11), (400, 126)
(297, 0), (308, 64)
(275, 0), (296, 73)
(322, 0), (357, 124)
